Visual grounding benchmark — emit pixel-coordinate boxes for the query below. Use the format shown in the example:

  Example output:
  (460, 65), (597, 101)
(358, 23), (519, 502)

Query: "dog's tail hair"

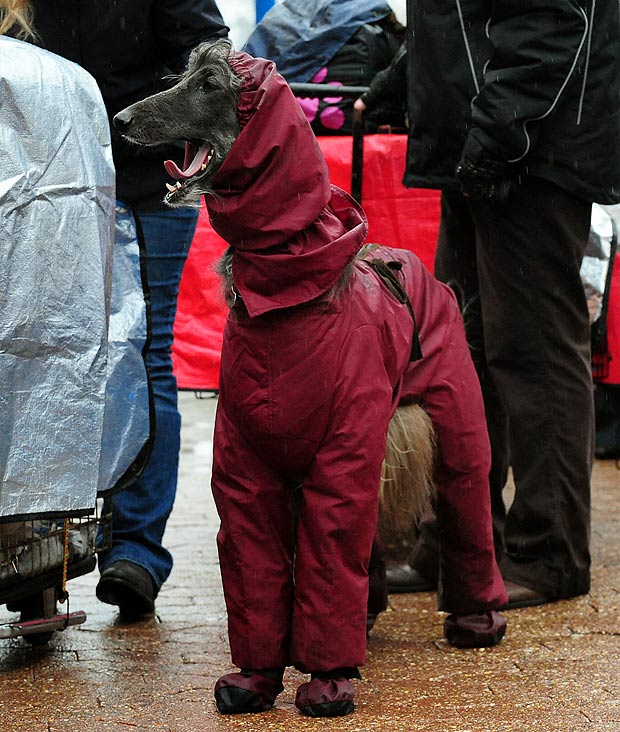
(379, 403), (436, 535)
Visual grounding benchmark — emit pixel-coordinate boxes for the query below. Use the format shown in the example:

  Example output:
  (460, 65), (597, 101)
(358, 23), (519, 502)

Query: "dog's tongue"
(164, 142), (211, 180)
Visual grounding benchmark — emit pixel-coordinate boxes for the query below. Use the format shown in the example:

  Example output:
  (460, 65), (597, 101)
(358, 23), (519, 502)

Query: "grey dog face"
(113, 40), (241, 207)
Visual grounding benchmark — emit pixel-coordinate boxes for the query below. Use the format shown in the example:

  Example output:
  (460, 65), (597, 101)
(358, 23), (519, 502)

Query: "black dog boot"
(444, 610), (507, 648)
(214, 669), (284, 714)
(295, 669), (358, 717)
(96, 560), (157, 620)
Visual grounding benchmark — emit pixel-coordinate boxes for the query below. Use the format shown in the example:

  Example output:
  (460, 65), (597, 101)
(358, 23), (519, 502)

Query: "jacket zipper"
(456, 0), (592, 163)
(508, 3), (589, 162)
(577, 0), (595, 126)
(455, 0), (481, 96)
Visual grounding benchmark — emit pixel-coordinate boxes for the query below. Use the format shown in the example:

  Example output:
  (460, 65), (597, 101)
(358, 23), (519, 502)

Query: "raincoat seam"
(266, 321), (274, 434)
(507, 3), (590, 163)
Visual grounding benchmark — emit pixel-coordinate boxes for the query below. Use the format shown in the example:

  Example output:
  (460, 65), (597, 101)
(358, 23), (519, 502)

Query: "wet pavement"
(1, 391), (619, 731)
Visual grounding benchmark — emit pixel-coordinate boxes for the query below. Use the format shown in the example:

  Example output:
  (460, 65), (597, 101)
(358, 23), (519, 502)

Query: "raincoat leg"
(211, 404), (295, 670)
(406, 312), (507, 613)
(291, 446), (384, 673)
(289, 342), (395, 672)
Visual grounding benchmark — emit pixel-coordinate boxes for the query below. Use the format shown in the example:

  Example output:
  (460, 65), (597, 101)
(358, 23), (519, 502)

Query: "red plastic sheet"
(602, 253), (620, 384)
(172, 134), (441, 391)
(172, 210), (229, 391)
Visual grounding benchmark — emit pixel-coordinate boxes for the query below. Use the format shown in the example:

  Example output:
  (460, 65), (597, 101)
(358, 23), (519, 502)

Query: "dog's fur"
(114, 38), (435, 539)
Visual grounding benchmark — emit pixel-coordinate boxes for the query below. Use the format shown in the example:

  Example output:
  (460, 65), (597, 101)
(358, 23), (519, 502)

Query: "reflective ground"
(1, 392), (618, 731)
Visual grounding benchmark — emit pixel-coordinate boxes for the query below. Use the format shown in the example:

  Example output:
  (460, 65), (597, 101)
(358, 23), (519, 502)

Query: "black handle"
(288, 82), (368, 203)
(288, 83), (369, 99)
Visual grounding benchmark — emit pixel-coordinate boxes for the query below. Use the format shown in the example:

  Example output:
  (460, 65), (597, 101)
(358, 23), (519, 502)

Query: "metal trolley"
(0, 508), (112, 645)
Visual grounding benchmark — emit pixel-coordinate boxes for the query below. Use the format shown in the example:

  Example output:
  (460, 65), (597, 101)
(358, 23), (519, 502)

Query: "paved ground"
(1, 391), (619, 731)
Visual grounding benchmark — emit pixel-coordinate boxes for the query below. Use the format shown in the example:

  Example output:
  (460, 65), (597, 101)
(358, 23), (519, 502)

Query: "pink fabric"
(601, 253), (620, 384)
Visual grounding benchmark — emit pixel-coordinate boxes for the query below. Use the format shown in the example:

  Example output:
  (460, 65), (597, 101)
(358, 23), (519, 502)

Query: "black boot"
(96, 560), (157, 620)
(295, 668), (359, 717)
(214, 668), (284, 714)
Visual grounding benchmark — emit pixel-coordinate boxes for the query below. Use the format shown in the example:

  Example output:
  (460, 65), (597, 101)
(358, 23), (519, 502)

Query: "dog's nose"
(113, 109), (134, 131)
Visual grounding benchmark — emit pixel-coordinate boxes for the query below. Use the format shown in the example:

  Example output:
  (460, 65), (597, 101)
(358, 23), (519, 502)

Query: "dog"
(113, 39), (433, 533)
(114, 39), (506, 718)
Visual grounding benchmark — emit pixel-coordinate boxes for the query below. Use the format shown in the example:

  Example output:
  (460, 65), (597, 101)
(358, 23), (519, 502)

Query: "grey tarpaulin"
(582, 204), (617, 325)
(97, 203), (152, 498)
(0, 37), (150, 520)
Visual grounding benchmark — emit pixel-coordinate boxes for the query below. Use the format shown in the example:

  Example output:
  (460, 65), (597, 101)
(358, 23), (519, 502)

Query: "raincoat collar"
(206, 51), (367, 317)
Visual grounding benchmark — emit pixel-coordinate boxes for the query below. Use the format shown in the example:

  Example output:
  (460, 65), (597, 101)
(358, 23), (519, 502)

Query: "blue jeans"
(99, 205), (199, 590)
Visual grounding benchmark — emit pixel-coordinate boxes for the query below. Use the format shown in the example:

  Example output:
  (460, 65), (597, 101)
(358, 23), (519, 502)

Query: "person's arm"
(353, 42), (406, 113)
(458, 0), (591, 199)
(152, 0), (229, 77)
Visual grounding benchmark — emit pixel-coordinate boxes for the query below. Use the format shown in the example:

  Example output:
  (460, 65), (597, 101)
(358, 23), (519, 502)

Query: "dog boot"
(295, 669), (358, 717)
(444, 610), (507, 648)
(214, 668), (284, 714)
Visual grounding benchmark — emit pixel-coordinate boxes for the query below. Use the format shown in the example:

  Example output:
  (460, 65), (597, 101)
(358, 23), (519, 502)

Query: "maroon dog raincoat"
(208, 52), (506, 674)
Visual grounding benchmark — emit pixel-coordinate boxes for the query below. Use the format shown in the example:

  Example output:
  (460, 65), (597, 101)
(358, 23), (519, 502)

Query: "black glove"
(455, 152), (514, 202)
(358, 43), (407, 112)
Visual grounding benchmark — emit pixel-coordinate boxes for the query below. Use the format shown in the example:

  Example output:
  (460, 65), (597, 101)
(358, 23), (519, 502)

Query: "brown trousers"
(411, 177), (593, 599)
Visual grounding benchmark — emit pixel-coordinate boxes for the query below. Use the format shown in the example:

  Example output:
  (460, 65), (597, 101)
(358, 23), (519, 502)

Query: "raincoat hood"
(206, 51), (368, 317)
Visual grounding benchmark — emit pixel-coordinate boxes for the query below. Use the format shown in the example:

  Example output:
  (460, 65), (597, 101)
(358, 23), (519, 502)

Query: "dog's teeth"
(165, 183), (176, 192)
(201, 164), (207, 171)
(175, 181), (182, 189)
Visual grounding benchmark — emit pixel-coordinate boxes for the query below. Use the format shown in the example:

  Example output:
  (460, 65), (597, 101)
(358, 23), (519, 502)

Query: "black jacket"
(400, 0), (620, 204)
(22, 0), (228, 210)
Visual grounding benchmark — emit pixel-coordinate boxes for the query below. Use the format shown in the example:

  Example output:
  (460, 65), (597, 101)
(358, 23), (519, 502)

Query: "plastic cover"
(243, 0), (392, 82)
(0, 38), (150, 520)
(582, 204), (617, 324)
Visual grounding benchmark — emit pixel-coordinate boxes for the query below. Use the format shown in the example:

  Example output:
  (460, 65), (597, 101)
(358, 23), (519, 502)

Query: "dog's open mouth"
(163, 141), (213, 203)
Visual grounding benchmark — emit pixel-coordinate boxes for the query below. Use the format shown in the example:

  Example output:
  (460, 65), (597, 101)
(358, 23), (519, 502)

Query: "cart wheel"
(19, 587), (57, 646)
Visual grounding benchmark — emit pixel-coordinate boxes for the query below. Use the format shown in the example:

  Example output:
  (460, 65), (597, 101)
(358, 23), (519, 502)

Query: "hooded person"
(202, 49), (507, 717)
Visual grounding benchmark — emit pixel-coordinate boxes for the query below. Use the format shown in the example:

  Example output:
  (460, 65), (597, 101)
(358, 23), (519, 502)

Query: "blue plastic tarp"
(243, 0), (393, 81)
